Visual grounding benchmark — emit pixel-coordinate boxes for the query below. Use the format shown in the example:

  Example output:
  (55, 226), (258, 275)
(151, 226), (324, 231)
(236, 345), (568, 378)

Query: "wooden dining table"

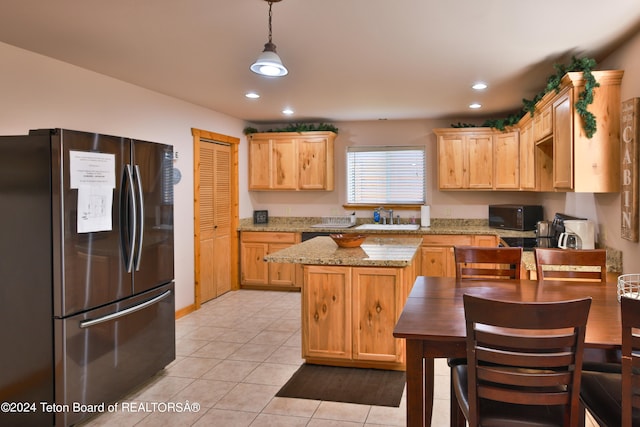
(393, 276), (622, 427)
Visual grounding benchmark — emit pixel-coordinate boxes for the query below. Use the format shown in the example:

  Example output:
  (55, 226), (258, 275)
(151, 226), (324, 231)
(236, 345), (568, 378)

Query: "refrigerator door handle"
(79, 289), (172, 328)
(133, 164), (145, 271)
(123, 164), (137, 273)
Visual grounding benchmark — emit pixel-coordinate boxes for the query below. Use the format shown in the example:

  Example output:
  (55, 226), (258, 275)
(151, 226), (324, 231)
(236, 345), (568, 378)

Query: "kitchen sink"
(356, 223), (420, 231)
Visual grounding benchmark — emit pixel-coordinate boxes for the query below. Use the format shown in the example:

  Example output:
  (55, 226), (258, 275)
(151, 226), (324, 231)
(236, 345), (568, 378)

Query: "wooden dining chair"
(534, 247), (617, 366)
(580, 296), (640, 427)
(454, 246), (523, 280)
(450, 246), (524, 426)
(451, 294), (592, 427)
(534, 248), (607, 282)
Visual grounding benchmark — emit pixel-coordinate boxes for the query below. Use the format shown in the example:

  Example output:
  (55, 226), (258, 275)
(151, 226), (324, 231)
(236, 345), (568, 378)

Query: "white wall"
(0, 42), (247, 310)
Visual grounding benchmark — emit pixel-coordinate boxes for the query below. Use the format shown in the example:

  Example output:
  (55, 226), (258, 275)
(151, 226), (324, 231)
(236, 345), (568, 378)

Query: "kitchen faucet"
(378, 207), (394, 224)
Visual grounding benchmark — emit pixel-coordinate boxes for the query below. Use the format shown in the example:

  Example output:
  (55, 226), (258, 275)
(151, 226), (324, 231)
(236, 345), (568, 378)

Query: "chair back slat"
(476, 330), (577, 350)
(534, 248), (606, 283)
(477, 348), (575, 369)
(463, 294), (591, 427)
(454, 246), (522, 280)
(477, 366), (572, 387)
(478, 386), (571, 406)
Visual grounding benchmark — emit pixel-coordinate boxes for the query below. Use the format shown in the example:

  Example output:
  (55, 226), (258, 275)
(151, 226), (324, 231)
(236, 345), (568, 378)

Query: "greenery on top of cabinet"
(452, 56), (599, 138)
(244, 123), (338, 135)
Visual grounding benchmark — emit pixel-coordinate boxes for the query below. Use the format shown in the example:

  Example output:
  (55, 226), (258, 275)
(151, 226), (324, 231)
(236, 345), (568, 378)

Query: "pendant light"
(250, 0), (288, 77)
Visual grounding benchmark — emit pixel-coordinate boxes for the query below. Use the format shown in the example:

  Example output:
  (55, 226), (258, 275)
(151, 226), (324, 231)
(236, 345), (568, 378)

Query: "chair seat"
(581, 370), (640, 427)
(453, 365), (566, 427)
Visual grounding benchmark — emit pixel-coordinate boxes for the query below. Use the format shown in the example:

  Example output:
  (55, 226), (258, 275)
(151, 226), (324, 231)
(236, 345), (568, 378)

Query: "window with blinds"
(347, 146), (426, 204)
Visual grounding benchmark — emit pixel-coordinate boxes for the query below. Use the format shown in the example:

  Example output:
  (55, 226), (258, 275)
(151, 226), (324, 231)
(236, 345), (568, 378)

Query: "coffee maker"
(562, 219), (596, 249)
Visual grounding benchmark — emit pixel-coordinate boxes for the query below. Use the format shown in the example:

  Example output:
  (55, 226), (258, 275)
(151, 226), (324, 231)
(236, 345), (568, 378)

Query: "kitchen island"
(265, 236), (421, 370)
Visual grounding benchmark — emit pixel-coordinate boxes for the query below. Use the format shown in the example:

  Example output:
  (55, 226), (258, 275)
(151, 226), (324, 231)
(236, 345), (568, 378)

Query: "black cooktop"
(501, 237), (554, 251)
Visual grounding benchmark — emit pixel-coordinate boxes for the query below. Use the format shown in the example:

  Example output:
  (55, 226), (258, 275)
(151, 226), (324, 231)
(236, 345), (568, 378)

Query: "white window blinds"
(347, 146), (426, 204)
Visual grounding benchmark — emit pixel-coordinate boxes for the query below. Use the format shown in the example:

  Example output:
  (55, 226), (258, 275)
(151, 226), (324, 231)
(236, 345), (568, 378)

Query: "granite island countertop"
(264, 236), (422, 267)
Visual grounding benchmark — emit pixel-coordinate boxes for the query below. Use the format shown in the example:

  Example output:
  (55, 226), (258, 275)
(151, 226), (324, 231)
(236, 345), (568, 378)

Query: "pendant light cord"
(267, 1), (274, 44)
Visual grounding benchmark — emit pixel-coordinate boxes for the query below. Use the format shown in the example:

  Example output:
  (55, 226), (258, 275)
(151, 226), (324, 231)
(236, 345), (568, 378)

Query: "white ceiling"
(1, 0), (639, 124)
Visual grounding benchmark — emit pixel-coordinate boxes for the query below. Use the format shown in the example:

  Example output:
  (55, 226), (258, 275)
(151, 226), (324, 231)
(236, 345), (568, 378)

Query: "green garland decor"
(244, 123), (339, 135)
(453, 56), (600, 138)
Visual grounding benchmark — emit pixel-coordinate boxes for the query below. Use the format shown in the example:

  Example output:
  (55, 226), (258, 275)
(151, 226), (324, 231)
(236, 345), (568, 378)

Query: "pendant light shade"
(251, 42), (288, 77)
(251, 0), (288, 77)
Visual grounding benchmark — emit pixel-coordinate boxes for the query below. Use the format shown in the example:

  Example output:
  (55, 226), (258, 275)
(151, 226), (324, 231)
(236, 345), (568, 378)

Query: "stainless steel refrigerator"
(0, 128), (175, 426)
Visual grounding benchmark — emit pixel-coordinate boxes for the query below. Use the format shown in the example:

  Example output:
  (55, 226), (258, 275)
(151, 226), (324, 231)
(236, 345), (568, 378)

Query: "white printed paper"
(77, 185), (113, 233)
(69, 151), (116, 189)
(69, 151), (116, 233)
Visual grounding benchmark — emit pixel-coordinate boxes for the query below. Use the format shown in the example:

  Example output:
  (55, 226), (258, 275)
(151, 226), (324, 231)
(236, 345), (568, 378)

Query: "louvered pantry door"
(198, 141), (232, 302)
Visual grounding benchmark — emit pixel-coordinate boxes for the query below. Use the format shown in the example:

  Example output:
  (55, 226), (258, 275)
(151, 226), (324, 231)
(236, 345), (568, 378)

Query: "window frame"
(345, 145), (426, 206)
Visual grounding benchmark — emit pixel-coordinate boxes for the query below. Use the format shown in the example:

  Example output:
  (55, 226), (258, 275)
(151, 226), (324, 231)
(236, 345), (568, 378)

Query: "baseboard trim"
(175, 304), (196, 319)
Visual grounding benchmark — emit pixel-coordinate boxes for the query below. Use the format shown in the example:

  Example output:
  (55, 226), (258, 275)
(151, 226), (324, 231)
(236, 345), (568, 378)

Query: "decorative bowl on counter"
(330, 234), (366, 248)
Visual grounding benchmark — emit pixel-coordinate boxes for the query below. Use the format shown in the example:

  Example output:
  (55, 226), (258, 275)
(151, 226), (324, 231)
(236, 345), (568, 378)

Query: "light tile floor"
(80, 289), (597, 427)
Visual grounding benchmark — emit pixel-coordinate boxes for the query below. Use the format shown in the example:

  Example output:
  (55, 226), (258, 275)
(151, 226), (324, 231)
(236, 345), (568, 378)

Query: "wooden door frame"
(192, 128), (240, 310)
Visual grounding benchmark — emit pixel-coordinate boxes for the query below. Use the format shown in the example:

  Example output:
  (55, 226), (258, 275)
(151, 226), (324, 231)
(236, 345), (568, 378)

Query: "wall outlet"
(330, 207), (339, 215)
(286, 207), (292, 215)
(445, 208), (452, 217)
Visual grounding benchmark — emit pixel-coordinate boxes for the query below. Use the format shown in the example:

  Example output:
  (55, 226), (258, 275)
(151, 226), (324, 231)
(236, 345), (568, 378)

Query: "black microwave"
(489, 204), (543, 231)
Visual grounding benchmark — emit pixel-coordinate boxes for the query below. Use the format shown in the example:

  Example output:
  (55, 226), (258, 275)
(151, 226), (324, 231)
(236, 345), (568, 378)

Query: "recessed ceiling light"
(245, 92), (260, 99)
(282, 108), (294, 115)
(469, 103), (482, 109)
(472, 82), (488, 90)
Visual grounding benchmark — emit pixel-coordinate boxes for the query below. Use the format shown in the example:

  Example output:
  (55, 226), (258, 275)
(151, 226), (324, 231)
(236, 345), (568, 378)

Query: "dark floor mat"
(276, 364), (406, 407)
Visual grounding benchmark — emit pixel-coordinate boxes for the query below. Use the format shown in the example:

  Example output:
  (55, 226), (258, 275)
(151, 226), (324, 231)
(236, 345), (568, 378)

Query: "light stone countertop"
(238, 216), (535, 237)
(242, 217), (622, 273)
(264, 236), (422, 267)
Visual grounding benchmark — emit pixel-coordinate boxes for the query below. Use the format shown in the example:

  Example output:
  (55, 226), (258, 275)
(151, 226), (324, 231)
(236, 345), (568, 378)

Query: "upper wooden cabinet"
(493, 131), (520, 189)
(436, 129), (492, 189)
(518, 115), (536, 190)
(527, 70), (624, 192)
(435, 128), (518, 190)
(533, 103), (552, 143)
(248, 131), (336, 191)
(436, 70), (623, 193)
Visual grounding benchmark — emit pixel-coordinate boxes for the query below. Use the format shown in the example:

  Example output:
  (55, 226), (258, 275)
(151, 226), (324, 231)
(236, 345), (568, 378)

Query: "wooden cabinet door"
(352, 268), (403, 363)
(303, 266), (352, 360)
(268, 243), (298, 287)
(248, 137), (271, 189)
(553, 89), (574, 190)
(533, 104), (553, 142)
(437, 134), (465, 189)
(519, 119), (536, 190)
(420, 246), (453, 277)
(466, 135), (493, 189)
(493, 131), (519, 189)
(473, 235), (498, 247)
(240, 242), (269, 285)
(272, 139), (298, 189)
(298, 137), (331, 190)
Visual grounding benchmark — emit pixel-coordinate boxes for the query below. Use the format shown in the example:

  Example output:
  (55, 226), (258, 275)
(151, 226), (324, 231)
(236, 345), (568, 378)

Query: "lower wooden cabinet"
(421, 234), (498, 277)
(302, 266), (351, 361)
(302, 261), (417, 370)
(240, 231), (301, 289)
